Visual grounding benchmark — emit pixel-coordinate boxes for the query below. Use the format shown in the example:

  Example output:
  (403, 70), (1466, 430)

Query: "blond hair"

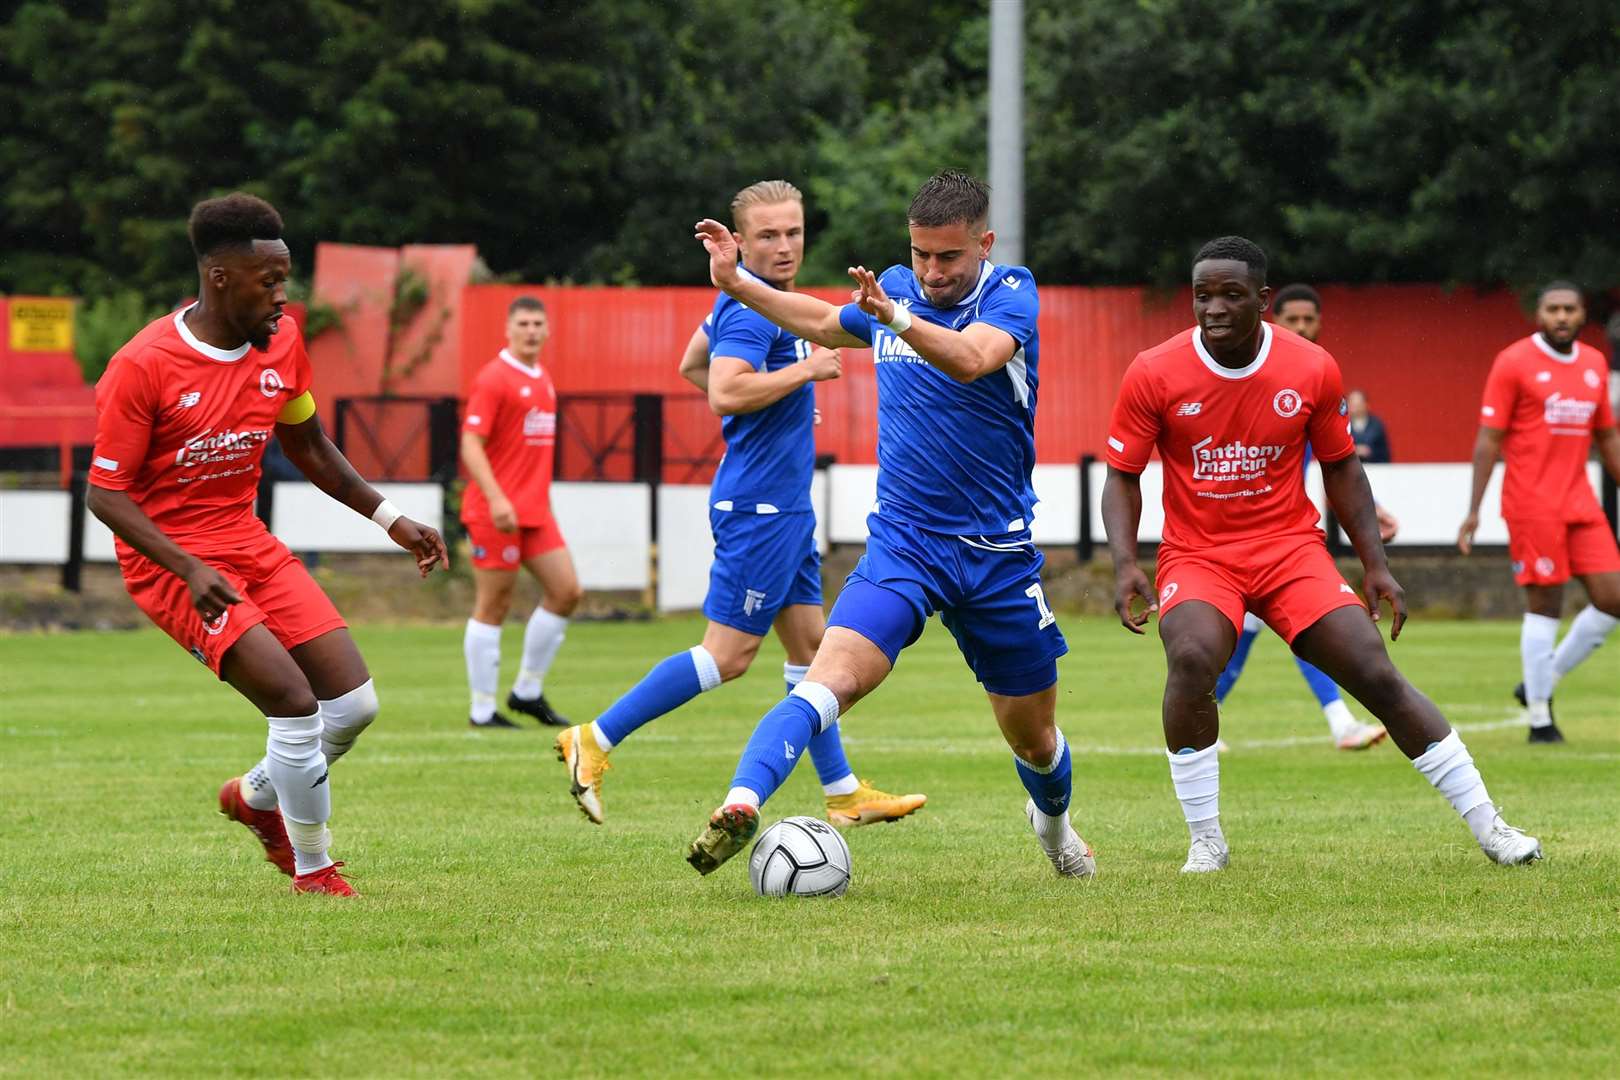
(730, 179), (803, 232)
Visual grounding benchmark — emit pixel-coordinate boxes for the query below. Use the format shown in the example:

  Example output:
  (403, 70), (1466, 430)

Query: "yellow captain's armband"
(277, 391), (317, 425)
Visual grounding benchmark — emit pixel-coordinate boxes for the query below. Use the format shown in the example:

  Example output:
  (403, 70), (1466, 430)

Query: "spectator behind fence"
(1348, 389), (1392, 462)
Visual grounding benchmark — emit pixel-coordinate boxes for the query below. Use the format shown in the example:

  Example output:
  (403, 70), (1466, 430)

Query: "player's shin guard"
(1520, 613), (1559, 717)
(1551, 605), (1617, 684)
(1412, 731), (1495, 843)
(1168, 744), (1223, 842)
(787, 662), (856, 793)
(265, 710), (334, 875)
(592, 645), (721, 748)
(1014, 730), (1072, 847)
(319, 678), (378, 764)
(513, 607), (568, 700)
(1215, 620), (1262, 704)
(729, 682), (837, 808)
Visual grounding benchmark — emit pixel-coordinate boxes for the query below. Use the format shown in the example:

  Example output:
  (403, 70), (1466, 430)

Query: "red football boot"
(218, 777), (295, 876)
(292, 862), (357, 897)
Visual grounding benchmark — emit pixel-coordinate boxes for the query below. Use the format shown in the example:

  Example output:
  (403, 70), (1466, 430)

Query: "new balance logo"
(783, 741), (796, 762)
(178, 391), (201, 408)
(1176, 402), (1203, 416)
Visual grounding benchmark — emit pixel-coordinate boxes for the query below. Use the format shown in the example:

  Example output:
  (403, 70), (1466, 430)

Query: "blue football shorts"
(703, 509), (822, 637)
(828, 513), (1067, 696)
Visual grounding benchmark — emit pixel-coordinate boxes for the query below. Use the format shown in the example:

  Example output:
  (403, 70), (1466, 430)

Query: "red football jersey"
(1107, 323), (1357, 553)
(460, 350), (557, 526)
(1479, 333), (1613, 523)
(91, 305), (312, 564)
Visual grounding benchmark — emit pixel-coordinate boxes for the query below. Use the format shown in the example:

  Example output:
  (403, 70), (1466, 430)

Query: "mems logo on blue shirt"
(836, 261), (1040, 535)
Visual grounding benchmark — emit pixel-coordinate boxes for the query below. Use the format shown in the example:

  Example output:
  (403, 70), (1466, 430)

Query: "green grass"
(2, 616), (1616, 1077)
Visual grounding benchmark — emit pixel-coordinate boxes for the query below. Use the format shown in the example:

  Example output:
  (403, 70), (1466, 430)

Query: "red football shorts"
(121, 529), (346, 678)
(1155, 532), (1367, 644)
(1506, 518), (1620, 587)
(464, 517), (567, 570)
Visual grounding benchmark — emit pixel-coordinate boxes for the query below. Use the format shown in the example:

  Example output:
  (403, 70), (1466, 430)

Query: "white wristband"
(883, 304), (912, 335)
(370, 498), (403, 531)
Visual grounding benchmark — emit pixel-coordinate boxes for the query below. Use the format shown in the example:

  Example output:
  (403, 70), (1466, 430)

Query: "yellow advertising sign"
(10, 297), (76, 352)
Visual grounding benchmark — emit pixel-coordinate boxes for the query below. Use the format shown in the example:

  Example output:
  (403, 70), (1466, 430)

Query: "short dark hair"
(1271, 283), (1321, 313)
(1537, 280), (1583, 305)
(187, 192), (283, 260)
(1193, 236), (1267, 284)
(508, 296), (546, 317)
(907, 169), (990, 229)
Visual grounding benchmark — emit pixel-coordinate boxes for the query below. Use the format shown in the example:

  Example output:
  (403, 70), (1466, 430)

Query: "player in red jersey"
(459, 297), (581, 729)
(88, 193), (448, 896)
(1102, 236), (1540, 873)
(1457, 282), (1620, 743)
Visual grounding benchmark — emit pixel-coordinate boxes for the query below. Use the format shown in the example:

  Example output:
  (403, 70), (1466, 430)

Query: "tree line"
(3, 0), (1614, 311)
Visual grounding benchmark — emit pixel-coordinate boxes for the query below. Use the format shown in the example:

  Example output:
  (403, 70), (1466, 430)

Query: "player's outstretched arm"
(847, 265), (1016, 383)
(1101, 467), (1157, 634)
(1320, 454), (1406, 639)
(85, 486), (242, 620)
(275, 413), (449, 577)
(677, 326), (711, 393)
(693, 219), (864, 348)
(1456, 425), (1504, 555)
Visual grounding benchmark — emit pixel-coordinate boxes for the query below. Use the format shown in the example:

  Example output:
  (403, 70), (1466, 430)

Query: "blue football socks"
(730, 693), (821, 806)
(1215, 625), (1262, 703)
(1013, 730), (1072, 816)
(594, 646), (722, 747)
(1294, 656), (1343, 708)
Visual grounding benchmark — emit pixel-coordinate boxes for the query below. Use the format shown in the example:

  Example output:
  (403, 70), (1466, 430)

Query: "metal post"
(989, 0), (1025, 266)
(63, 470), (87, 593)
(1077, 454), (1095, 562)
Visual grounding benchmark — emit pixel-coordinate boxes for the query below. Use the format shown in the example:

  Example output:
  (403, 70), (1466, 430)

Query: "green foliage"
(1, 1), (1616, 298)
(72, 290), (163, 383)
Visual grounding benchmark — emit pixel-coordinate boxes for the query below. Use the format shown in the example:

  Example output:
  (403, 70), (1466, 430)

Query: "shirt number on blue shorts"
(1025, 582), (1056, 630)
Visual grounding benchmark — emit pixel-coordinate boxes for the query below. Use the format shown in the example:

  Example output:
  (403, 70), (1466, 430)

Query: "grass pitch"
(2, 615), (1616, 1077)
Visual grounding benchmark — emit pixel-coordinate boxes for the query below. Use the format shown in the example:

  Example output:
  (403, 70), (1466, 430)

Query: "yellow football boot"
(824, 778), (927, 827)
(554, 724), (611, 824)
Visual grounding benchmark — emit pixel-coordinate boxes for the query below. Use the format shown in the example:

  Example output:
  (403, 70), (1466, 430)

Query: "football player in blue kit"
(686, 170), (1096, 880)
(553, 180), (924, 829)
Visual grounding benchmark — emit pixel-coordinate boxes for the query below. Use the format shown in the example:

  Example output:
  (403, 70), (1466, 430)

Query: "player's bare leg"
(687, 628), (891, 874)
(466, 567), (521, 729)
(1292, 607), (1540, 865)
(774, 604), (926, 828)
(220, 625), (356, 894)
(508, 547), (581, 726)
(1158, 602), (1237, 872)
(991, 685), (1093, 879)
(1517, 583), (1566, 741)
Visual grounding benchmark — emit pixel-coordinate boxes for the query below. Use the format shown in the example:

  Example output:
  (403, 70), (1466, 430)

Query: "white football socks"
(240, 759), (277, 810)
(512, 607), (568, 701)
(1167, 744), (1225, 845)
(265, 710), (333, 874)
(1520, 613), (1559, 720)
(1412, 731), (1496, 843)
(1322, 698), (1358, 740)
(320, 679), (379, 764)
(724, 786), (762, 809)
(1551, 605), (1617, 684)
(464, 618), (502, 721)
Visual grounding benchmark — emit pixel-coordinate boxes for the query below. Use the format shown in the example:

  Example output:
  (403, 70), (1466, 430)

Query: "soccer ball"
(748, 816), (851, 898)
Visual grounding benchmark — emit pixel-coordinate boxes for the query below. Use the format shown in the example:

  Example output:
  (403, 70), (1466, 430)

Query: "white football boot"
(1479, 815), (1542, 866)
(1180, 835), (1230, 873)
(1024, 799), (1096, 878)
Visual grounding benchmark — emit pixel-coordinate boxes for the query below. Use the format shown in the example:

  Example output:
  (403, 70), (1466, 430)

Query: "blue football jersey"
(707, 273), (815, 514)
(837, 261), (1040, 535)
